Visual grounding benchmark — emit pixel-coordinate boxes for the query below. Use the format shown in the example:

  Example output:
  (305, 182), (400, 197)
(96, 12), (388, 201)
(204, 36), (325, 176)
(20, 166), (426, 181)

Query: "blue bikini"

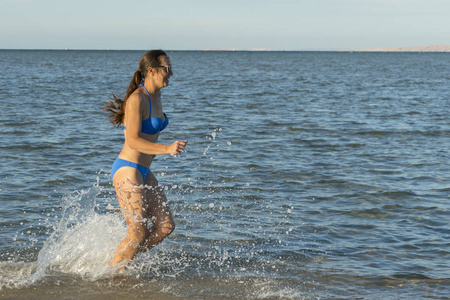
(111, 83), (169, 181)
(111, 158), (150, 180)
(122, 84), (169, 134)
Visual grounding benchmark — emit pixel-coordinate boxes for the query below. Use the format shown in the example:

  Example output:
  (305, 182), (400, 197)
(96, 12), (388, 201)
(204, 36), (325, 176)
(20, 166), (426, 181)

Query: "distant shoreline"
(355, 45), (450, 52)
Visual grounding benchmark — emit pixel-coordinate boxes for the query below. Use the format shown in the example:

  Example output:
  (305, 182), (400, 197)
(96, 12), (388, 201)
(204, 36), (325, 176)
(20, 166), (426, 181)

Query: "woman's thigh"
(143, 171), (174, 228)
(113, 166), (148, 234)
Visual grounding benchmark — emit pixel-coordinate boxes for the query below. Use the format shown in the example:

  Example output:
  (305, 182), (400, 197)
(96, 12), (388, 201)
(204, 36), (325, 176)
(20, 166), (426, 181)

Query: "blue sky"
(1, 0), (449, 50)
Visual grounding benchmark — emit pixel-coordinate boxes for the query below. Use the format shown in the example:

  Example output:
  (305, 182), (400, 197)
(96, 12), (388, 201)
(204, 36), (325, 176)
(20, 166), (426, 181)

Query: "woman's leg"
(110, 167), (148, 269)
(141, 171), (175, 251)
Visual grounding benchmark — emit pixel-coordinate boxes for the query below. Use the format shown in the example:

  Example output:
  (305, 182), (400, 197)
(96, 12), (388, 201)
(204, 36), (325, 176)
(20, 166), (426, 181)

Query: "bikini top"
(123, 84), (169, 135)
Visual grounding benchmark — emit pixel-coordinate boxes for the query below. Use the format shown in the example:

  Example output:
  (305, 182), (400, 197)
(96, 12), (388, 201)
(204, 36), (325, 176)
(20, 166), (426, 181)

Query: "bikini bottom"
(111, 158), (150, 181)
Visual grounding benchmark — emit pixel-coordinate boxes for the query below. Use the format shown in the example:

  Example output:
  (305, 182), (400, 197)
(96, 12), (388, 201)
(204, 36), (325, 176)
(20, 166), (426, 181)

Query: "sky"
(0, 0), (449, 50)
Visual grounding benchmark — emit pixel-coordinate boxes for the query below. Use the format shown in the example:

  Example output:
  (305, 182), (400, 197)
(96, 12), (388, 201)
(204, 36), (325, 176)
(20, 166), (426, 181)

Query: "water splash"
(0, 184), (126, 289)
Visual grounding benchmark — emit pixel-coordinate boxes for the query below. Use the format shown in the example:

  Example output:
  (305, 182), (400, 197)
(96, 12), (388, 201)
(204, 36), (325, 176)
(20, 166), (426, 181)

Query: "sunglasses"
(155, 65), (172, 73)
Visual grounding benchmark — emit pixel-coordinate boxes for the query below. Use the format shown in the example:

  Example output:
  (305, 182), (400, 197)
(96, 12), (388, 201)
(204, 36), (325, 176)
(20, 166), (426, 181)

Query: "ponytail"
(104, 70), (142, 127)
(104, 50), (167, 126)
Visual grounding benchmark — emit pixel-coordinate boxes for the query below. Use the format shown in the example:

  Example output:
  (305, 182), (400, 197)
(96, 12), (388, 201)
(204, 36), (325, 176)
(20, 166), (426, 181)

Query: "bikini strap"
(140, 83), (150, 96)
(140, 81), (152, 114)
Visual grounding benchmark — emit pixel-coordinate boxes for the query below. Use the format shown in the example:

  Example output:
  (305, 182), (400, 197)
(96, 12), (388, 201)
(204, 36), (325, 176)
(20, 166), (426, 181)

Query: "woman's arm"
(124, 94), (186, 155)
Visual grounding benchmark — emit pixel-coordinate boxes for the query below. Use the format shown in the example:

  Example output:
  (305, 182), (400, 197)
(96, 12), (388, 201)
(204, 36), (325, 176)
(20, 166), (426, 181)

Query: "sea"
(0, 50), (449, 299)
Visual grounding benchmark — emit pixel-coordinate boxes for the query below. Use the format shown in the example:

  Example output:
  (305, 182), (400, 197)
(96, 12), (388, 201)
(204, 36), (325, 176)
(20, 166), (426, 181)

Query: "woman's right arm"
(124, 95), (186, 155)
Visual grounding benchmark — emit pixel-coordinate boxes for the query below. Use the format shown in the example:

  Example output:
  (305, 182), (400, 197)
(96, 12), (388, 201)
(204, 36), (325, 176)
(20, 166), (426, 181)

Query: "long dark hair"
(104, 50), (167, 126)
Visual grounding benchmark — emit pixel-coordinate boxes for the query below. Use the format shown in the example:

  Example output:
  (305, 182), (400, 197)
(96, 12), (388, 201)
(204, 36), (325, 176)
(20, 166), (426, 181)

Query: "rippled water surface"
(1, 50), (449, 299)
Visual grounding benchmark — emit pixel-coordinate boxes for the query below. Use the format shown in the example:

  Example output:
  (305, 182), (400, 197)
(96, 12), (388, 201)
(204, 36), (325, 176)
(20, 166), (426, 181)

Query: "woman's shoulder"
(127, 89), (147, 107)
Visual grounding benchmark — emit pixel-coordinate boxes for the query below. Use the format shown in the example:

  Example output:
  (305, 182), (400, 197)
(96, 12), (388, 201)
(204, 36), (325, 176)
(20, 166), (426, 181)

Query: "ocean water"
(0, 50), (449, 299)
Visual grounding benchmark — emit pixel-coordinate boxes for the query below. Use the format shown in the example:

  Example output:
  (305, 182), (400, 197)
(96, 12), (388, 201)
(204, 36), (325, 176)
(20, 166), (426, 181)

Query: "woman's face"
(152, 55), (173, 89)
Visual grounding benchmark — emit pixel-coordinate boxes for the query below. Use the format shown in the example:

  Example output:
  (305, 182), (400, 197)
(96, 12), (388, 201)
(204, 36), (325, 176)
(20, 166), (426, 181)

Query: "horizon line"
(0, 48), (345, 52)
(1, 44), (450, 52)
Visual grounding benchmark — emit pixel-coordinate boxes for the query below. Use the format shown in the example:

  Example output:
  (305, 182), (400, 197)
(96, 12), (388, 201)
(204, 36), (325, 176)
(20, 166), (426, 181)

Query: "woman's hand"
(168, 140), (188, 156)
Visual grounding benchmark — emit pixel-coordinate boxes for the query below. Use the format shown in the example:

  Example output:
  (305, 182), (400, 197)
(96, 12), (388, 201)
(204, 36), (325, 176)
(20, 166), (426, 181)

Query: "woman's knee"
(154, 217), (175, 239)
(159, 218), (175, 238)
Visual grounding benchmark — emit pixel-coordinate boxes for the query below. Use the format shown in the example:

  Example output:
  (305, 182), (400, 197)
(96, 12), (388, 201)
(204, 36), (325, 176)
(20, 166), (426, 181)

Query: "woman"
(104, 50), (187, 269)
